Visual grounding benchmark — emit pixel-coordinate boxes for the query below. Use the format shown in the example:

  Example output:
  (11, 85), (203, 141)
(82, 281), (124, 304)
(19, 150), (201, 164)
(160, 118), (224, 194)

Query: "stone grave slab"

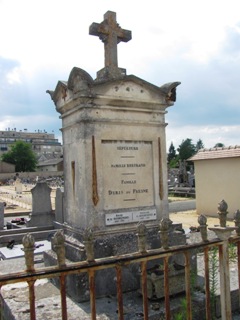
(27, 182), (54, 227)
(0, 240), (51, 260)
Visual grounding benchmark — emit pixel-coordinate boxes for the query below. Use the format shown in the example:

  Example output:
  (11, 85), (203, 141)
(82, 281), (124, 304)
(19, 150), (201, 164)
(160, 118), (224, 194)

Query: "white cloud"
(166, 124), (240, 150)
(1, 0), (240, 150)
(6, 67), (22, 84)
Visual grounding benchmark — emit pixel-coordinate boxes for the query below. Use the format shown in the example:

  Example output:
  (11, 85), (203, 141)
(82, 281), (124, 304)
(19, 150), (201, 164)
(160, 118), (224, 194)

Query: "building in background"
(0, 129), (62, 158)
(37, 158), (63, 172)
(189, 146), (240, 218)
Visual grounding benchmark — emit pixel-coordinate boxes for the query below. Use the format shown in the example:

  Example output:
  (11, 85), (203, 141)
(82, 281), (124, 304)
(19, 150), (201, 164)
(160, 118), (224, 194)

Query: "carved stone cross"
(89, 11), (132, 79)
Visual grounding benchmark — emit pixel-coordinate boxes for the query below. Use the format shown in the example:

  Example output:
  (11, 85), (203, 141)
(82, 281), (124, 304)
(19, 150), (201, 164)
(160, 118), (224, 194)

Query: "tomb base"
(27, 211), (54, 228)
(44, 224), (186, 302)
(143, 268), (186, 299)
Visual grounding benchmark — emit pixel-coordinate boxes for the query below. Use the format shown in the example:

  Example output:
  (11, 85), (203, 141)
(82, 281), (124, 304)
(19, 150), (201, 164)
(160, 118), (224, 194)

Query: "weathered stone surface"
(89, 11), (131, 81)
(49, 74), (180, 236)
(27, 182), (54, 227)
(46, 9), (182, 302)
(47, 10), (180, 237)
(55, 187), (64, 223)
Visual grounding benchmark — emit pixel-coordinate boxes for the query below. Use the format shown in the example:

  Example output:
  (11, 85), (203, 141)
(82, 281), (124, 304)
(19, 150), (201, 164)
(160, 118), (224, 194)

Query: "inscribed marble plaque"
(102, 140), (154, 210)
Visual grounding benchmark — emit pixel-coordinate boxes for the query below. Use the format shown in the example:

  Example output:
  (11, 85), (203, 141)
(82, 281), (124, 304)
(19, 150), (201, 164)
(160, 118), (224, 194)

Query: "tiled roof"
(189, 146), (240, 161)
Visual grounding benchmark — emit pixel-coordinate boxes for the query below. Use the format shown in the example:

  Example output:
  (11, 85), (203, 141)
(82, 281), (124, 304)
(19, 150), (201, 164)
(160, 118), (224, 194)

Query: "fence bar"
(218, 243), (232, 320)
(0, 237), (228, 320)
(164, 256), (171, 320)
(141, 260), (149, 320)
(204, 247), (211, 320)
(116, 265), (124, 320)
(184, 251), (192, 320)
(0, 285), (2, 314)
(60, 274), (68, 320)
(28, 280), (36, 320)
(237, 241), (240, 311)
(88, 269), (96, 320)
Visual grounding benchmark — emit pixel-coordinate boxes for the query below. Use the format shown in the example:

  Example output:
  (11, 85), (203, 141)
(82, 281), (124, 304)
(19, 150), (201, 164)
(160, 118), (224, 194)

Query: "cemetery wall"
(194, 157), (240, 218)
(0, 171), (63, 183)
(0, 161), (15, 173)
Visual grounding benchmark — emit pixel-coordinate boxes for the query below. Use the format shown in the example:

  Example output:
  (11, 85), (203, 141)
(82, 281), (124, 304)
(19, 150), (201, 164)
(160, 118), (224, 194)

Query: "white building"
(189, 146), (240, 218)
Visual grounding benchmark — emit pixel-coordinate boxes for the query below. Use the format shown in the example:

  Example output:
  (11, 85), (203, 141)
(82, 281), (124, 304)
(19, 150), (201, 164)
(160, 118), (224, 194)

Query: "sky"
(1, 0), (240, 151)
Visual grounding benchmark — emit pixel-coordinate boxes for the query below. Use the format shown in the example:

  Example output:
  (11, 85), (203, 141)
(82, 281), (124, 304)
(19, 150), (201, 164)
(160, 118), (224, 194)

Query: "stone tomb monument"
(15, 177), (22, 194)
(46, 11), (182, 300)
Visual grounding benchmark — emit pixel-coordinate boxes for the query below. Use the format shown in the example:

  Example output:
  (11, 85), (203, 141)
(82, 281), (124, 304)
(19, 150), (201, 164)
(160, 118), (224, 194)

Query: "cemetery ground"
(1, 186), (233, 230)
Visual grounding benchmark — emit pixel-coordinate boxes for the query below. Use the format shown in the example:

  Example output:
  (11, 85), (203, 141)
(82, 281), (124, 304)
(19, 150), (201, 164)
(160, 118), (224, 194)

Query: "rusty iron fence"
(0, 201), (240, 320)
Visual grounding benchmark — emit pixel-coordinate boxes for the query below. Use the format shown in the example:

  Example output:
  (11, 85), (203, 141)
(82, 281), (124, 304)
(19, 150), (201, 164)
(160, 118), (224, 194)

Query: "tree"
(214, 142), (225, 148)
(1, 141), (37, 172)
(167, 142), (176, 163)
(168, 142), (179, 168)
(195, 139), (204, 152)
(177, 138), (196, 161)
(169, 154), (180, 168)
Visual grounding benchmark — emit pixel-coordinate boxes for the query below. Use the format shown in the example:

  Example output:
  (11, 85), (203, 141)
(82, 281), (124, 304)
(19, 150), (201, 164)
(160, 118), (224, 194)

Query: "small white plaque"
(105, 208), (157, 226)
(133, 209), (157, 221)
(105, 212), (132, 225)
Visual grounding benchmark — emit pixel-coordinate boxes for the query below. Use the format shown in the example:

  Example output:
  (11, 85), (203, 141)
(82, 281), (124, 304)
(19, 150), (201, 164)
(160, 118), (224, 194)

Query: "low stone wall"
(0, 171), (63, 183)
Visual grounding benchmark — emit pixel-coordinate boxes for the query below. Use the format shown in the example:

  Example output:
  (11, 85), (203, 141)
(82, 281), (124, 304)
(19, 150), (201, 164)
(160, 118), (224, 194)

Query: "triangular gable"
(93, 75), (180, 106)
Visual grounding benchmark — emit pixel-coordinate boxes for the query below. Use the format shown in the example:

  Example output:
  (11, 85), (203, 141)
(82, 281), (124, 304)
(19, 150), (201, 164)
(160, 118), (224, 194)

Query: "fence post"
(234, 210), (240, 236)
(209, 227), (236, 320)
(217, 199), (228, 227)
(159, 218), (172, 249)
(52, 230), (66, 267)
(136, 222), (147, 253)
(198, 214), (208, 242)
(83, 228), (95, 262)
(22, 233), (35, 272)
(22, 233), (36, 320)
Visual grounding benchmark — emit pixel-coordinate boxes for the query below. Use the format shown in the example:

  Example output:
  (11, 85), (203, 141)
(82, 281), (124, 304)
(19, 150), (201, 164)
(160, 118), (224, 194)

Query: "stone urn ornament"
(83, 228), (94, 262)
(198, 214), (208, 242)
(234, 209), (240, 236)
(217, 199), (228, 227)
(136, 222), (147, 253)
(159, 218), (172, 249)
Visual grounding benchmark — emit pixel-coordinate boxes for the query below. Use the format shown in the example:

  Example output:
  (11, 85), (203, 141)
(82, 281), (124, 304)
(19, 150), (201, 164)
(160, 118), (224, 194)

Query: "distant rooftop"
(189, 145), (240, 161)
(37, 158), (63, 167)
(1, 128), (55, 134)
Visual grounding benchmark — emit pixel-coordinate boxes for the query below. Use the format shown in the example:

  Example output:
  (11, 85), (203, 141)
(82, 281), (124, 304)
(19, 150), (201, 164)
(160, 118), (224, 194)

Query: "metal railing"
(1, 201), (240, 320)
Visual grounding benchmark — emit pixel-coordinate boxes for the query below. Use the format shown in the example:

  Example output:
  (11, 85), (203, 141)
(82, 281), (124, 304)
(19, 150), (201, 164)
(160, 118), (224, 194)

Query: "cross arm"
(118, 29), (132, 43)
(89, 23), (101, 37)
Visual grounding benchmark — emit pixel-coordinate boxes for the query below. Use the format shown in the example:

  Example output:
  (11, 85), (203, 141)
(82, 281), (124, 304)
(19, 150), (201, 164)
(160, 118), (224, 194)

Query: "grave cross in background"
(89, 11), (132, 79)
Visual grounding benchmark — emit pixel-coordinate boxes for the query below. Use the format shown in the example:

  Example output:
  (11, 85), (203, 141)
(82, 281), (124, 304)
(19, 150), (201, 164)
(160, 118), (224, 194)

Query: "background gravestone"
(54, 188), (64, 225)
(15, 178), (22, 194)
(27, 182), (54, 227)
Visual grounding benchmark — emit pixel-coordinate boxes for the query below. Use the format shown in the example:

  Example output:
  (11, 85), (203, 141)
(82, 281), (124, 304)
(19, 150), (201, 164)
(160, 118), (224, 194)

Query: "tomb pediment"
(92, 75), (180, 109)
(47, 70), (180, 113)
